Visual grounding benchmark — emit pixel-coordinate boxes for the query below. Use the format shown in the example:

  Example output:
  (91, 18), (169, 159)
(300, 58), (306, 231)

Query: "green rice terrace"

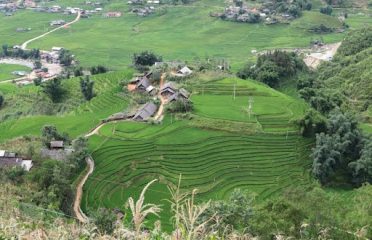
(80, 77), (313, 227)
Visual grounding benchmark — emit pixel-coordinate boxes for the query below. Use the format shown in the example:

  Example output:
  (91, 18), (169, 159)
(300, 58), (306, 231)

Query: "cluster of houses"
(0, 150), (33, 171)
(131, 6), (155, 17)
(0, 0), (17, 16)
(213, 1), (301, 24)
(41, 47), (63, 64)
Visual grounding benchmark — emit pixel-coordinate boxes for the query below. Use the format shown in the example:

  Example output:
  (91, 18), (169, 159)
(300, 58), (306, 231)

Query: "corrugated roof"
(133, 102), (157, 121)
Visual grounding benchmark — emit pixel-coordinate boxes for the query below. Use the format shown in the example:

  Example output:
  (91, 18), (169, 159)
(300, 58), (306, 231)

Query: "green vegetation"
(298, 27), (372, 120)
(238, 51), (306, 88)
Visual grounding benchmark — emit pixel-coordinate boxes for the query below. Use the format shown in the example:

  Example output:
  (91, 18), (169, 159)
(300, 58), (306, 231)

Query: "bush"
(166, 99), (193, 113)
(238, 50), (306, 88)
(133, 51), (162, 70)
(320, 5), (332, 15)
(41, 78), (66, 103)
(0, 94), (4, 108)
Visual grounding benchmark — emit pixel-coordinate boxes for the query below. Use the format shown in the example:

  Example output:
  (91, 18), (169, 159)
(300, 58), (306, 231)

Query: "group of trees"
(238, 50), (306, 87)
(80, 76), (95, 101)
(320, 5), (333, 15)
(311, 111), (371, 186)
(272, 0), (312, 18)
(1, 44), (40, 59)
(41, 125), (70, 147)
(41, 78), (66, 103)
(90, 65), (108, 75)
(166, 99), (193, 113)
(132, 51), (162, 71)
(58, 49), (74, 66)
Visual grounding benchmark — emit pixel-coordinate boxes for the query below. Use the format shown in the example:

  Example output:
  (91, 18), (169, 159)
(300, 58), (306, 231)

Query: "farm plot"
(82, 121), (313, 229)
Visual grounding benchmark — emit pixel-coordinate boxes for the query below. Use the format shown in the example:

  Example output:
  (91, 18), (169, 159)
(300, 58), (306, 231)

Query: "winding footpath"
(73, 156), (94, 223)
(21, 11), (81, 50)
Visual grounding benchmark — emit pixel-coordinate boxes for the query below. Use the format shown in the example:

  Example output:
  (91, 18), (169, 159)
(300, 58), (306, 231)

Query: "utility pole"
(233, 84), (236, 100)
(248, 96), (254, 119)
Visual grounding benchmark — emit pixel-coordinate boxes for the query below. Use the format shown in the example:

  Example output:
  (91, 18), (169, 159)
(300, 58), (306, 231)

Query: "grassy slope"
(0, 64), (31, 82)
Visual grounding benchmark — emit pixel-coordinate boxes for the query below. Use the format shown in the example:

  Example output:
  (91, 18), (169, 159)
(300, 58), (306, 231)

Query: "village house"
(104, 11), (122, 18)
(50, 5), (62, 13)
(50, 19), (66, 26)
(168, 88), (190, 102)
(175, 66), (193, 77)
(133, 102), (157, 121)
(50, 140), (64, 149)
(0, 150), (33, 171)
(160, 82), (177, 96)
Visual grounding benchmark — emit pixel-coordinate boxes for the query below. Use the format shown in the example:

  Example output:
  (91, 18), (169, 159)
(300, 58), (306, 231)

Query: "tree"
(80, 76), (95, 101)
(90, 65), (108, 75)
(33, 76), (42, 86)
(91, 208), (117, 235)
(349, 138), (372, 186)
(73, 67), (84, 77)
(298, 109), (327, 137)
(320, 5), (332, 15)
(58, 49), (73, 66)
(34, 60), (42, 69)
(166, 99), (193, 113)
(41, 125), (69, 147)
(0, 94), (4, 108)
(201, 189), (254, 233)
(41, 78), (66, 103)
(312, 111), (364, 185)
(132, 51), (162, 69)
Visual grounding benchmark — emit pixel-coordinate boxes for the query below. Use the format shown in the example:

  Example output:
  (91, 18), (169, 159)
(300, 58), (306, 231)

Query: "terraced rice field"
(80, 76), (312, 228)
(191, 78), (307, 132)
(82, 116), (313, 228)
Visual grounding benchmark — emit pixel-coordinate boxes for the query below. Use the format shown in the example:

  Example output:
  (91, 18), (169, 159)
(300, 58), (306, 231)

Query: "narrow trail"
(154, 73), (166, 121)
(21, 11), (81, 50)
(73, 156), (94, 223)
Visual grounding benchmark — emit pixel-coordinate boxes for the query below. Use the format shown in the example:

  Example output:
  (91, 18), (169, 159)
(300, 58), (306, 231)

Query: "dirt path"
(21, 11), (81, 50)
(154, 73), (166, 121)
(73, 156), (94, 223)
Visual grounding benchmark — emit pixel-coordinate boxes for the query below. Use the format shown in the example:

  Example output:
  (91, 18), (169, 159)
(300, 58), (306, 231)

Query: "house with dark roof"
(168, 88), (191, 102)
(50, 141), (64, 149)
(0, 150), (33, 171)
(160, 82), (177, 96)
(136, 76), (151, 91)
(133, 102), (157, 121)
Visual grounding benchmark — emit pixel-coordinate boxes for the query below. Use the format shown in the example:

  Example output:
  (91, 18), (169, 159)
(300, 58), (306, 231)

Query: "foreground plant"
(127, 179), (162, 239)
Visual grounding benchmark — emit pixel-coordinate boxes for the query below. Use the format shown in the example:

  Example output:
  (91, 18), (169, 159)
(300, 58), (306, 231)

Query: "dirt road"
(21, 11), (81, 50)
(154, 73), (166, 121)
(73, 156), (94, 223)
